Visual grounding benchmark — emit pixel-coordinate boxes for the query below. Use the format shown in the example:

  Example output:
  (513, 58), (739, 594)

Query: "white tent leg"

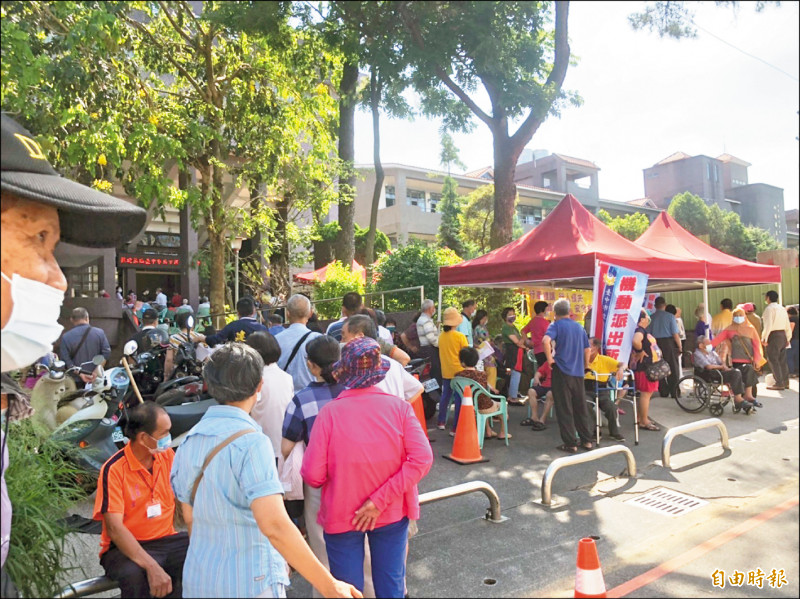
(777, 283), (783, 306)
(438, 285), (443, 322)
(702, 279), (710, 329)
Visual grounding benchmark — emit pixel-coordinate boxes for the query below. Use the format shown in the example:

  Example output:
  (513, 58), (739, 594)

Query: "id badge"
(146, 502), (162, 519)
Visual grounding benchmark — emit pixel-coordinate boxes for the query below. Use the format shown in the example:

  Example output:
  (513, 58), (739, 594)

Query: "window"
(517, 205), (543, 225)
(707, 163), (713, 181)
(407, 189), (426, 211)
(542, 176), (552, 188)
(714, 164), (719, 182)
(429, 192), (442, 213)
(68, 264), (99, 298)
(384, 185), (395, 207)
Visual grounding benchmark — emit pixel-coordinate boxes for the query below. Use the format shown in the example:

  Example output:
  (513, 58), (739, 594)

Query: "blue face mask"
(387, 326), (396, 332)
(148, 432), (172, 454)
(733, 316), (746, 324)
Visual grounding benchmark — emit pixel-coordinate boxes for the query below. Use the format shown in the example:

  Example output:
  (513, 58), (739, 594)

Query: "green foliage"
(667, 192), (779, 261)
(354, 224), (390, 265)
(437, 176), (466, 257)
(369, 241), (462, 311)
(628, 1), (779, 39)
(459, 185), (496, 258)
(5, 419), (89, 598)
(596, 209), (650, 240)
(439, 130), (465, 174)
(312, 261), (366, 319)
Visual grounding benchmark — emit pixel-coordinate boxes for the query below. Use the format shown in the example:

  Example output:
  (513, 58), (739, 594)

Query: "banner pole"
(591, 258), (599, 337)
(438, 285), (443, 322)
(702, 279), (710, 329)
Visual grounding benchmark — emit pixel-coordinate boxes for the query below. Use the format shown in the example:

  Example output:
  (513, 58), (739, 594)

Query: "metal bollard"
(537, 445), (637, 507)
(661, 417), (729, 469)
(56, 576), (119, 599)
(419, 480), (508, 523)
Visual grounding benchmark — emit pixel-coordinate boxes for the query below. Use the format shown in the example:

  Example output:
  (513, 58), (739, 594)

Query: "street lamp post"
(231, 236), (244, 306)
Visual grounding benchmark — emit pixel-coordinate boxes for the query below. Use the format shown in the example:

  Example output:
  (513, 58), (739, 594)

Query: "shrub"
(312, 261), (366, 319)
(4, 418), (89, 597)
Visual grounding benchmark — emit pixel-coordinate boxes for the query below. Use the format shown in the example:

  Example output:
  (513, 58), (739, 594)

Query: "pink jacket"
(300, 386), (433, 534)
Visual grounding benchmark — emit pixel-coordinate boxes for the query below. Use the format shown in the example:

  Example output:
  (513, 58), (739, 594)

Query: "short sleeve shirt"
(545, 319), (589, 378)
(501, 323), (520, 346)
(92, 445), (177, 557)
(282, 381), (345, 446)
(586, 355), (621, 383)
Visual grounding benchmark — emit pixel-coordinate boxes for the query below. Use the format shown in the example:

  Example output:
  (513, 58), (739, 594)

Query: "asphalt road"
(55, 376), (799, 598)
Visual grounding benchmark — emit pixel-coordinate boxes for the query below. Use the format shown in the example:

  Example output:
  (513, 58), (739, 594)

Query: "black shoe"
(609, 433), (626, 442)
(750, 399), (763, 408)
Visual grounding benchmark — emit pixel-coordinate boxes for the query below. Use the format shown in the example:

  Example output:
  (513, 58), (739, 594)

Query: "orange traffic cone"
(444, 385), (489, 465)
(409, 391), (431, 442)
(574, 537), (607, 598)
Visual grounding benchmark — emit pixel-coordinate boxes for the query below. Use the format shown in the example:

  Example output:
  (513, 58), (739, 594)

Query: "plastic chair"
(450, 376), (509, 449)
(196, 306), (212, 333)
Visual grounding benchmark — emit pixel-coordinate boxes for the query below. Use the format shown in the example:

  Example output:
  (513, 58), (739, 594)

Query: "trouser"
(788, 341), (799, 376)
(518, 352), (539, 395)
(418, 345), (442, 385)
(583, 383), (620, 436)
(766, 331), (789, 387)
(699, 368), (745, 397)
(656, 337), (680, 397)
(438, 379), (462, 431)
(732, 362), (759, 389)
(304, 484), (375, 599)
(325, 518), (409, 599)
(100, 532), (189, 599)
(1, 567), (19, 599)
(507, 370), (521, 399)
(552, 366), (593, 446)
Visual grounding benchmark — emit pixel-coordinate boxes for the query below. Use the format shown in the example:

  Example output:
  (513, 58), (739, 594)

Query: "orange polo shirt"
(92, 443), (177, 557)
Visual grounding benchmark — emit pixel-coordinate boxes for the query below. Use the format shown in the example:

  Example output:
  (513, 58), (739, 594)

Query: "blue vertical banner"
(594, 261), (649, 366)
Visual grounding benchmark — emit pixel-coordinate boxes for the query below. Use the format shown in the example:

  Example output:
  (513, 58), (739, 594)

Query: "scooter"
(405, 358), (440, 422)
(29, 359), (78, 431)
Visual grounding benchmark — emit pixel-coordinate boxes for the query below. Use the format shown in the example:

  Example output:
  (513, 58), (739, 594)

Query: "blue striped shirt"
(282, 381), (344, 446)
(170, 405), (289, 598)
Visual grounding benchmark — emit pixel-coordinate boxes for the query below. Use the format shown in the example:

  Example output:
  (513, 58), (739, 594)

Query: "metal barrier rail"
(661, 417), (729, 469)
(419, 480), (508, 523)
(56, 576), (118, 599)
(538, 445), (637, 507)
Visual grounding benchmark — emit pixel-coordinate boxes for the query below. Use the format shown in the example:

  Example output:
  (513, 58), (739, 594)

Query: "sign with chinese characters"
(526, 288), (593, 322)
(118, 253), (181, 269)
(591, 261), (649, 365)
(643, 293), (659, 314)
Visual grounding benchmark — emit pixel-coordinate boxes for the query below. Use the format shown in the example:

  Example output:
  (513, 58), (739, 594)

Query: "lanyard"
(136, 467), (160, 502)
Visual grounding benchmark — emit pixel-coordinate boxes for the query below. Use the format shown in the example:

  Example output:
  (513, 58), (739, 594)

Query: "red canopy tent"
(439, 194), (707, 292)
(294, 260), (366, 285)
(635, 210), (782, 311)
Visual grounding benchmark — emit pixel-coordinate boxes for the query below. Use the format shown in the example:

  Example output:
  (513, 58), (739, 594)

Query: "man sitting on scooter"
(93, 402), (188, 598)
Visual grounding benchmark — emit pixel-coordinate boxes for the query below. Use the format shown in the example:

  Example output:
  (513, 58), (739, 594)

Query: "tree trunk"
(334, 60), (359, 265)
(489, 125), (523, 250)
(270, 193), (292, 301)
(313, 240), (335, 269)
(364, 69), (384, 278)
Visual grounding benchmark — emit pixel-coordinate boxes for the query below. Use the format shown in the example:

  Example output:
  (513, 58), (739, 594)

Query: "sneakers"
(436, 424), (446, 430)
(609, 433), (626, 442)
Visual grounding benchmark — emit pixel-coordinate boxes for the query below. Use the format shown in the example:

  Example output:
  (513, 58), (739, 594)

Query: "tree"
(312, 260), (365, 319)
(596, 209), (651, 241)
(459, 184), (523, 258)
(628, 1), (780, 39)
(354, 223), (390, 265)
(439, 130), (465, 176)
(396, 1), (576, 250)
(667, 192), (710, 236)
(437, 176), (466, 256)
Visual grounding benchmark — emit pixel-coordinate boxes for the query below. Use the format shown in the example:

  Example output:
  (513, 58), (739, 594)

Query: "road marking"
(607, 495), (800, 598)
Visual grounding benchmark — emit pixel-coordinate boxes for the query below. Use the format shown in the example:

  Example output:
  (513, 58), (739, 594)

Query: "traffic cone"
(444, 385), (489, 465)
(574, 537), (607, 598)
(409, 391), (431, 441)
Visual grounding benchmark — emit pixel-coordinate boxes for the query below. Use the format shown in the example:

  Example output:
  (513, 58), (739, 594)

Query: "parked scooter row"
(405, 357), (440, 422)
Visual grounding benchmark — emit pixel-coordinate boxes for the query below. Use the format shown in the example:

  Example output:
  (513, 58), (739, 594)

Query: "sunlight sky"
(353, 1), (800, 211)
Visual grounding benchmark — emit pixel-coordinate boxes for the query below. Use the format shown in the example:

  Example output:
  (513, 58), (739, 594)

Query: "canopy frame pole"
(438, 285), (443, 322)
(777, 282), (783, 306)
(702, 279), (710, 327)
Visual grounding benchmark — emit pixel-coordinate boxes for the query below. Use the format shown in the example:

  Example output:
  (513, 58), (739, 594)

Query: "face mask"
(702, 346), (710, 353)
(147, 432), (172, 454)
(733, 316), (745, 324)
(1, 271), (65, 372)
(507, 315), (516, 323)
(386, 326), (395, 333)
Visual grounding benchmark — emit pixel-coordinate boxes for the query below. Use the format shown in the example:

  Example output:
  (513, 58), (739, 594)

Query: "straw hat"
(442, 307), (462, 327)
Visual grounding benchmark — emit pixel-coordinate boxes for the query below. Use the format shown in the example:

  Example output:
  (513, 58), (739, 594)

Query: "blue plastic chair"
(450, 376), (509, 448)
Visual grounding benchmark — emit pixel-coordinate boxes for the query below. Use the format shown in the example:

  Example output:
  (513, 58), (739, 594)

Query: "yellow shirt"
(585, 354), (622, 383)
(711, 309), (733, 336)
(439, 330), (469, 380)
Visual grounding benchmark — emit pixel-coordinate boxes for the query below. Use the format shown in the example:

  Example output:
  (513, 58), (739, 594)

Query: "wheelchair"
(675, 351), (741, 417)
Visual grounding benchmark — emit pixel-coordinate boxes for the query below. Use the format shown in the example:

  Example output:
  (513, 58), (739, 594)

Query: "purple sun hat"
(334, 336), (390, 389)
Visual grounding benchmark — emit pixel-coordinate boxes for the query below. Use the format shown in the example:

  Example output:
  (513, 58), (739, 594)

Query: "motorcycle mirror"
(53, 360), (66, 370)
(124, 340), (139, 356)
(92, 354), (105, 366)
(186, 315), (194, 330)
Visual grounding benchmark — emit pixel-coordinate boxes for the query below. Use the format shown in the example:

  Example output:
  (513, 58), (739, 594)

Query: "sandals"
(556, 444), (578, 454)
(581, 442), (594, 451)
(531, 421), (547, 431)
(496, 434), (512, 440)
(520, 418), (535, 426)
(639, 421), (661, 431)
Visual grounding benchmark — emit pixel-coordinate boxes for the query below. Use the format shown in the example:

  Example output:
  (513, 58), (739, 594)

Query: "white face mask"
(1, 271), (65, 372)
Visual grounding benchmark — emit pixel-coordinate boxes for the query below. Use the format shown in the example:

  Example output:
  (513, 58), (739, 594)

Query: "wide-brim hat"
(1, 113), (147, 248)
(442, 306), (462, 327)
(333, 337), (390, 389)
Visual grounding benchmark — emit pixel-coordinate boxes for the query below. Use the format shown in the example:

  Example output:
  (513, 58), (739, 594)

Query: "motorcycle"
(405, 358), (440, 422)
(29, 359), (78, 431)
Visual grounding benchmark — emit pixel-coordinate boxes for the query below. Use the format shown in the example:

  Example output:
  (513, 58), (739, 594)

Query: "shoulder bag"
(283, 331), (313, 371)
(190, 429), (256, 506)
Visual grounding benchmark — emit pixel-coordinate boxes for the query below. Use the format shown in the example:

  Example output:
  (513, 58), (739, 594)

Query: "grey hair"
(287, 294), (312, 320)
(421, 299), (434, 311)
(203, 343), (264, 404)
(71, 307), (89, 321)
(553, 298), (570, 317)
(696, 335), (708, 345)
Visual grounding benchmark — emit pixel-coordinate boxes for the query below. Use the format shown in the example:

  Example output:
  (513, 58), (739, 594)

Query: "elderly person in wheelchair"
(693, 336), (756, 415)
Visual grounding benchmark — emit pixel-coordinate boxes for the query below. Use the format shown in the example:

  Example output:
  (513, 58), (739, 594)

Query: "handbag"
(645, 359), (671, 382)
(278, 441), (306, 501)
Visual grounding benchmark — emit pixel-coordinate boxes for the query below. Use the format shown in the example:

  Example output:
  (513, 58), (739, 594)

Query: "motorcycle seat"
(165, 398), (218, 436)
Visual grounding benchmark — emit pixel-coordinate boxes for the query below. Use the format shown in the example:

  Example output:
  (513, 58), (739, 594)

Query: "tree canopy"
(596, 209), (651, 241)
